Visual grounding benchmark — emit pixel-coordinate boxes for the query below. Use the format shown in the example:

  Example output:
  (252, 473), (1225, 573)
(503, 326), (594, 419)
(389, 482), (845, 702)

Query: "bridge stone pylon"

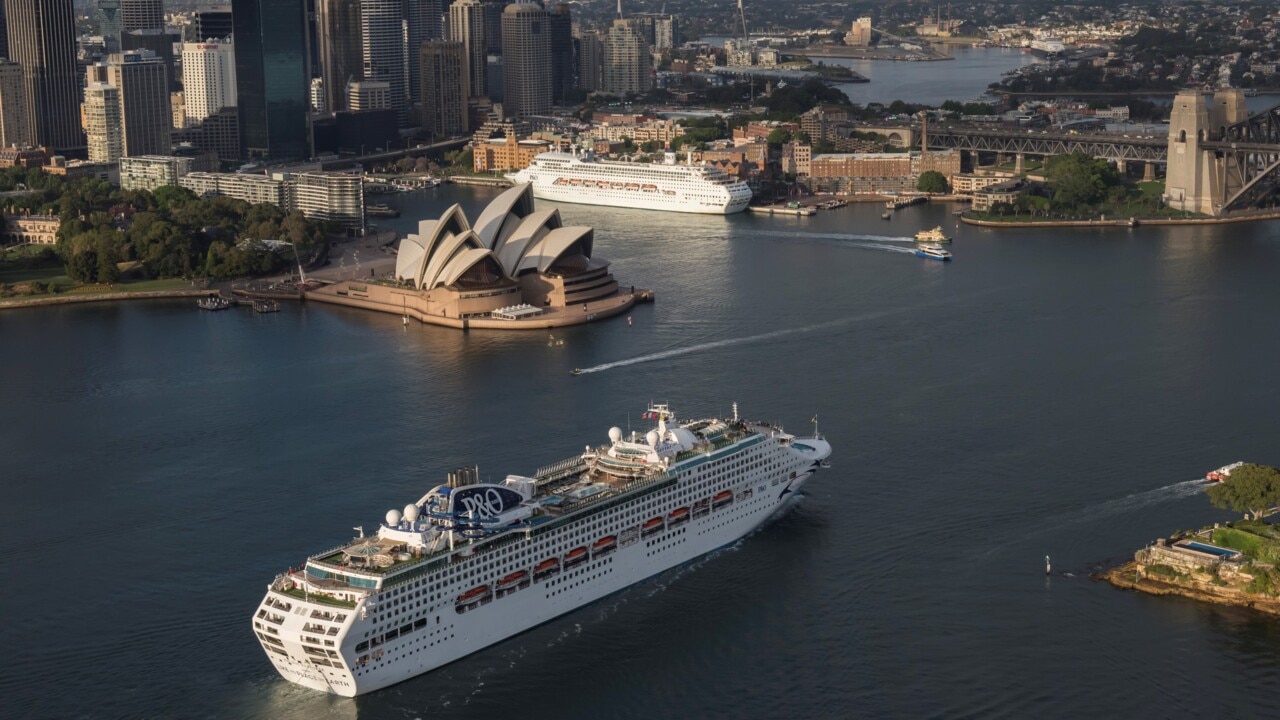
(1164, 89), (1248, 215)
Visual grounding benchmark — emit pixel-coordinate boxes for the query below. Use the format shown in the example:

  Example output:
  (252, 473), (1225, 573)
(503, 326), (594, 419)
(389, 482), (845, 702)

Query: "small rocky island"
(1103, 464), (1280, 615)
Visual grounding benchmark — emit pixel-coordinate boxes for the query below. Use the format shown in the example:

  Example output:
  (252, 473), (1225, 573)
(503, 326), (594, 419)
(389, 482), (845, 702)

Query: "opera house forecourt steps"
(306, 183), (647, 329)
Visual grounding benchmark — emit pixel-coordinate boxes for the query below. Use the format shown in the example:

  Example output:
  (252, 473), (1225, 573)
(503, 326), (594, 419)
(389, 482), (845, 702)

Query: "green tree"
(916, 171), (949, 194)
(1044, 152), (1119, 210)
(766, 127), (793, 147)
(1207, 464), (1280, 520)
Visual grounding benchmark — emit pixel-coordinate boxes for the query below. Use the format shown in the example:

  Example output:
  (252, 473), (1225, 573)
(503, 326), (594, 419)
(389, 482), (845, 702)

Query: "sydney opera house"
(307, 184), (641, 329)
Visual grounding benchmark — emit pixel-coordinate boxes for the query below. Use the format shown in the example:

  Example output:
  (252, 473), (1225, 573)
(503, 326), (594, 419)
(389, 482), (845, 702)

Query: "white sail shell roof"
(394, 183), (599, 289)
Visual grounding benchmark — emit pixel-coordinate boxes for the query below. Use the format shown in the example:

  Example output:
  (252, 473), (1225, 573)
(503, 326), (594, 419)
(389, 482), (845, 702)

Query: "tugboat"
(915, 244), (952, 261)
(197, 295), (232, 311)
(915, 226), (952, 244)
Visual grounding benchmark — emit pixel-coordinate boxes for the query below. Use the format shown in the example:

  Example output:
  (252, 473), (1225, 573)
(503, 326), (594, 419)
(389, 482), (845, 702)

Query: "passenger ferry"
(915, 245), (952, 261)
(253, 402), (832, 696)
(1206, 461), (1246, 483)
(915, 226), (952, 244)
(508, 150), (753, 214)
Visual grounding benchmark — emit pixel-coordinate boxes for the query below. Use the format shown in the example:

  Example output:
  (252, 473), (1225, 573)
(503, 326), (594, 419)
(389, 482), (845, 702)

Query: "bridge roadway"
(923, 125), (1168, 162)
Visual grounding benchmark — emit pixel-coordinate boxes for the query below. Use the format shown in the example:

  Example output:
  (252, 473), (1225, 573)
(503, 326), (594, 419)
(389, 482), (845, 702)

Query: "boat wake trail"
(754, 230), (916, 243)
(575, 310), (898, 374)
(1083, 478), (1205, 516)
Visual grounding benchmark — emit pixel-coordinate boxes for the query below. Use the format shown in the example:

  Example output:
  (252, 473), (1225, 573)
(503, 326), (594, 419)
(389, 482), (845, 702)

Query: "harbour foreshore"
(961, 210), (1280, 229)
(1101, 529), (1280, 616)
(306, 280), (646, 330)
(1103, 560), (1280, 616)
(0, 288), (216, 310)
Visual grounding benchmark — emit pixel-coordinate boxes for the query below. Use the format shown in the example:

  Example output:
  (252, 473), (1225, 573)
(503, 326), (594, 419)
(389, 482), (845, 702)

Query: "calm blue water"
(5, 187), (1280, 719)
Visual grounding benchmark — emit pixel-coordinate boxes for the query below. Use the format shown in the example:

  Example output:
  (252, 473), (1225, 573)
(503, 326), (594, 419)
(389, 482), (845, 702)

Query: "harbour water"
(5, 186), (1280, 718)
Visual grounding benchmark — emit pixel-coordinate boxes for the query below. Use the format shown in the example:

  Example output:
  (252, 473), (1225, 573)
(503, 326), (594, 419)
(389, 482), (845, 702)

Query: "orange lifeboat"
(497, 570), (528, 590)
(592, 535), (618, 556)
(564, 546), (588, 567)
(641, 517), (664, 537)
(534, 557), (560, 580)
(457, 585), (490, 604)
(668, 507), (690, 525)
(712, 490), (733, 509)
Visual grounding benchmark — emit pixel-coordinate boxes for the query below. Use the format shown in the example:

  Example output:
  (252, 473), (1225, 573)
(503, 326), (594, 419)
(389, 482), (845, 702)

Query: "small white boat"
(915, 245), (952, 261)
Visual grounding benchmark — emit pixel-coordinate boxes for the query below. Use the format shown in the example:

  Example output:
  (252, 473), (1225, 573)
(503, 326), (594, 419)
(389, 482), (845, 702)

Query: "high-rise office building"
(448, 0), (486, 98)
(653, 14), (678, 49)
(0, 1), (8, 60)
(96, 0), (124, 52)
(406, 0), (443, 110)
(122, 29), (178, 91)
(192, 5), (234, 41)
(547, 3), (573, 104)
(182, 41), (237, 121)
(420, 40), (467, 137)
(6, 0), (85, 151)
(480, 0), (504, 55)
(576, 29), (602, 93)
(602, 19), (650, 96)
(83, 83), (123, 161)
(0, 60), (32, 148)
(360, 0), (408, 123)
(500, 3), (550, 118)
(87, 50), (172, 157)
(316, 0), (362, 113)
(120, 0), (163, 32)
(233, 0), (311, 162)
(346, 79), (389, 110)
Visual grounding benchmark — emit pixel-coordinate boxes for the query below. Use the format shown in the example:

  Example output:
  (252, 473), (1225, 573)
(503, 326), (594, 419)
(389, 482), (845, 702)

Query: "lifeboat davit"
(712, 490), (733, 508)
(641, 517), (664, 536)
(668, 507), (690, 525)
(593, 535), (617, 550)
(535, 558), (559, 573)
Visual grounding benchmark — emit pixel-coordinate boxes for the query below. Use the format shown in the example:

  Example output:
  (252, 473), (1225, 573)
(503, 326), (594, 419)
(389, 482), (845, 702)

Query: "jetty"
(747, 204), (817, 216)
(448, 176), (513, 188)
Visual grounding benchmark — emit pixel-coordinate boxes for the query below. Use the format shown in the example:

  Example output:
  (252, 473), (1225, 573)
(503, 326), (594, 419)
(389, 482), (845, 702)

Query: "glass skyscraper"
(233, 0), (311, 162)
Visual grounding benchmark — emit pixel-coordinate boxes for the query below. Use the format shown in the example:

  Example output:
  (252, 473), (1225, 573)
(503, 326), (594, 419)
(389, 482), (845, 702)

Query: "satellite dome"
(386, 509), (402, 527)
(608, 426), (623, 443)
(403, 504), (420, 522)
(645, 430), (659, 446)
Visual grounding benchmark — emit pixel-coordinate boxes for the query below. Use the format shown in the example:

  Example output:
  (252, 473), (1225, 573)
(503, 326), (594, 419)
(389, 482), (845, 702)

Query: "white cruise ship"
(253, 403), (831, 696)
(508, 150), (754, 214)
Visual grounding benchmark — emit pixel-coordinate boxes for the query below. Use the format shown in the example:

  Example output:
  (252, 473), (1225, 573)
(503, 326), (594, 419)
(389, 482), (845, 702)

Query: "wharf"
(448, 176), (513, 188)
(747, 205), (817, 216)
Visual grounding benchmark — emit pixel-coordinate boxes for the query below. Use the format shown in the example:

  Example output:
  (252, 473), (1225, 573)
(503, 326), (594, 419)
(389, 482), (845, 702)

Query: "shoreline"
(0, 288), (216, 310)
(1102, 560), (1280, 617)
(960, 211), (1280, 229)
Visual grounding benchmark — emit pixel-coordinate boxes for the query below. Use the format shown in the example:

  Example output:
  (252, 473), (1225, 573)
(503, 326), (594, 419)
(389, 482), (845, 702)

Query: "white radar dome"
(403, 504), (420, 522)
(608, 426), (623, 443)
(386, 509), (402, 527)
(645, 430), (659, 446)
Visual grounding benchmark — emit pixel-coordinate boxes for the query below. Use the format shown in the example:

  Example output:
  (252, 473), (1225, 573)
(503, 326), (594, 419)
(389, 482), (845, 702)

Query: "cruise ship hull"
(254, 429), (830, 697)
(526, 182), (751, 215)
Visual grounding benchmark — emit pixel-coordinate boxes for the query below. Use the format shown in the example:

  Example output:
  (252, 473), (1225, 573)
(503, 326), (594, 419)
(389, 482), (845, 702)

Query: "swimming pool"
(1181, 541), (1241, 558)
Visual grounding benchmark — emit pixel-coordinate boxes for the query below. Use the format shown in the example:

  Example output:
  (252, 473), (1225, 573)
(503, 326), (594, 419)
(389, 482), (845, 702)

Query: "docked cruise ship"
(253, 403), (831, 696)
(507, 150), (753, 214)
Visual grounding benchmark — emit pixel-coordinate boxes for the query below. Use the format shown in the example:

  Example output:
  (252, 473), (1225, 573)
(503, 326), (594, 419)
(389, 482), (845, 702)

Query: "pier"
(747, 204), (817, 216)
(448, 176), (514, 188)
